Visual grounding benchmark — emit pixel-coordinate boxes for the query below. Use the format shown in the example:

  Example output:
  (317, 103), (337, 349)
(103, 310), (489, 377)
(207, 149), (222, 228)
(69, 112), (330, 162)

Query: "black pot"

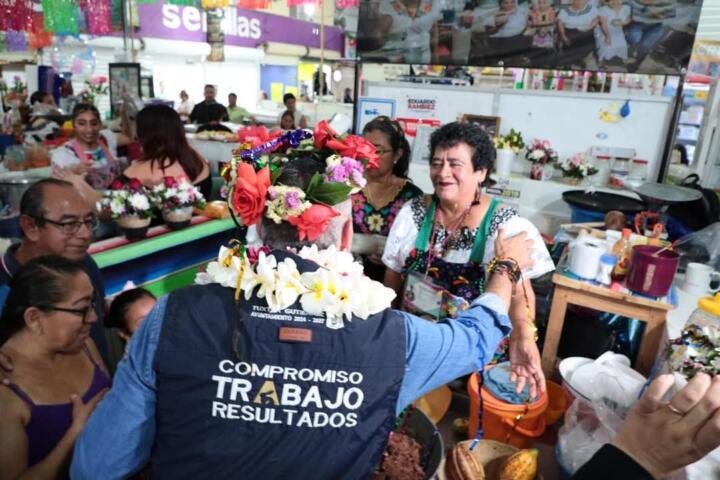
(122, 226), (150, 240)
(165, 219), (191, 230)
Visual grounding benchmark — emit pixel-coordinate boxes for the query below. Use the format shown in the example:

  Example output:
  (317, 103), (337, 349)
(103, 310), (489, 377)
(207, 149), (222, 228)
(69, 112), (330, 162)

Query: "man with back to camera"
(277, 93), (308, 129)
(189, 84), (228, 125)
(0, 178), (109, 365)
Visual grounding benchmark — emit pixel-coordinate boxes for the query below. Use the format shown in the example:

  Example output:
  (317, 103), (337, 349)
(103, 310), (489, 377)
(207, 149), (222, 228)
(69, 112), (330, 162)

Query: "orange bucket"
(467, 372), (548, 449)
(544, 380), (569, 426)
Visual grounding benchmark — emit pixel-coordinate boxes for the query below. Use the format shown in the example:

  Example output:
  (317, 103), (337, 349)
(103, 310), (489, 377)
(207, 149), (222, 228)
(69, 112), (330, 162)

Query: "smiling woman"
(0, 256), (110, 480)
(381, 122), (555, 396)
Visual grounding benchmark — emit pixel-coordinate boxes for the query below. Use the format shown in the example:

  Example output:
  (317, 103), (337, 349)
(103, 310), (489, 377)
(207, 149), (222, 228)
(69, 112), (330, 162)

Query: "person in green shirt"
(227, 93), (255, 124)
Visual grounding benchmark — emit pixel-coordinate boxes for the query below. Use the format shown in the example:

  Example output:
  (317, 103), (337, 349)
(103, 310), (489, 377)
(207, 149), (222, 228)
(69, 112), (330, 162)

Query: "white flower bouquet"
(97, 178), (154, 220)
(558, 152), (598, 180)
(150, 176), (206, 212)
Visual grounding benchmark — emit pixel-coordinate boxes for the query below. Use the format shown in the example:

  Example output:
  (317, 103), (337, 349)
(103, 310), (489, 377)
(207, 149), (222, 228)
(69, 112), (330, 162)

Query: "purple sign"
(137, 4), (345, 53)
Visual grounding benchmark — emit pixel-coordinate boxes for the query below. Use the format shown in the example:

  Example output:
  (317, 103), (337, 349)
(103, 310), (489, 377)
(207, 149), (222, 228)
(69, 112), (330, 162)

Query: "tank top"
(3, 346), (111, 467)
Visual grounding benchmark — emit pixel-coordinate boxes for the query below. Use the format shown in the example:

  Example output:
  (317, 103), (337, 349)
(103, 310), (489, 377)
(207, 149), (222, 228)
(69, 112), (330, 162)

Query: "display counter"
(90, 216), (238, 297)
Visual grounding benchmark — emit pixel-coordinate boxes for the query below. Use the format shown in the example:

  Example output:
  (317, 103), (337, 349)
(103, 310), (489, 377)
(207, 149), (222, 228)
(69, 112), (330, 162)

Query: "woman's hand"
(69, 388), (108, 436)
(612, 373), (720, 478)
(509, 332), (545, 399)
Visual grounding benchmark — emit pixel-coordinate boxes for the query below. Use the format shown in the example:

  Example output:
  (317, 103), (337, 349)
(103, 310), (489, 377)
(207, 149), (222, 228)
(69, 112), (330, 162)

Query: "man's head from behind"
(19, 179), (95, 261)
(207, 103), (225, 125)
(283, 93), (297, 112)
(259, 156), (351, 251)
(204, 84), (216, 103)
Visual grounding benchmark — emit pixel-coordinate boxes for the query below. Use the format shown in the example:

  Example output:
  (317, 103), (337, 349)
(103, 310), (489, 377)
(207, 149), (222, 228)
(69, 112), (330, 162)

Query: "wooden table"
(541, 273), (674, 378)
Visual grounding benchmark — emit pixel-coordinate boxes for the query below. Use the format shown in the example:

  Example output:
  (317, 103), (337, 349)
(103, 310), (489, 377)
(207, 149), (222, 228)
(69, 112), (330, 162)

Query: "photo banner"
(357, 0), (704, 75)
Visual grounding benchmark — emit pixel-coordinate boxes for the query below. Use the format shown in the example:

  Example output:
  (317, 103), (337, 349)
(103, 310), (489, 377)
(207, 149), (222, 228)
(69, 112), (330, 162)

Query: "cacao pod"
(498, 449), (538, 480)
(445, 444), (485, 480)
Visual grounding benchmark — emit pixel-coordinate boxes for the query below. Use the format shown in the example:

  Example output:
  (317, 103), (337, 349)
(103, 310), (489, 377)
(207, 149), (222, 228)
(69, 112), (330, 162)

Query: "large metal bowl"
(0, 171), (50, 210)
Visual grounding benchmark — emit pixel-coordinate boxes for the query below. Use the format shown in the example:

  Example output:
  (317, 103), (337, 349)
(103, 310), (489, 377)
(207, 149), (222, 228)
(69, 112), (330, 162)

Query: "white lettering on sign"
(210, 361), (365, 428)
(161, 4), (261, 39)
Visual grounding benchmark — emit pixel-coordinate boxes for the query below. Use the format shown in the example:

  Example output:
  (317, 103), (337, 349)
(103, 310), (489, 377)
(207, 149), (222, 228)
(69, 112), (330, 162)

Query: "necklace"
(429, 192), (482, 258)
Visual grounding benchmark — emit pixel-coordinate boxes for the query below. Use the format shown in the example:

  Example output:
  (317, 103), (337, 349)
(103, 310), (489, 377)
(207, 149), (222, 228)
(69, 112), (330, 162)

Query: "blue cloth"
(485, 361), (532, 404)
(71, 291), (510, 479)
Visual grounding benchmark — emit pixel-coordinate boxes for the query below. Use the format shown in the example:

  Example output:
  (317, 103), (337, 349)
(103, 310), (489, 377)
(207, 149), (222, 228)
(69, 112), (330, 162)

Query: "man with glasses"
(0, 178), (109, 364)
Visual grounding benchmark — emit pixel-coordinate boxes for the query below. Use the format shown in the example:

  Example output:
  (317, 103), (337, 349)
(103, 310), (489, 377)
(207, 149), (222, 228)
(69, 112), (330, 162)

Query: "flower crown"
(222, 122), (380, 241)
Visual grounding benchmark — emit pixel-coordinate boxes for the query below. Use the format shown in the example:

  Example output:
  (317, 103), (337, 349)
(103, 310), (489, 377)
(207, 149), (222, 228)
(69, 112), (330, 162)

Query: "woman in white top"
(382, 122), (555, 395)
(484, 0), (531, 66)
(557, 0), (608, 68)
(377, 0), (442, 64)
(176, 90), (194, 124)
(51, 104), (129, 191)
(596, 0), (631, 64)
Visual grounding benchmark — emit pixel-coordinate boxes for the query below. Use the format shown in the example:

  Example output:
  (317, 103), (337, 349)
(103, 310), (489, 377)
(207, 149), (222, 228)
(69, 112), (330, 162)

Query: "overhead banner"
(357, 0), (703, 74)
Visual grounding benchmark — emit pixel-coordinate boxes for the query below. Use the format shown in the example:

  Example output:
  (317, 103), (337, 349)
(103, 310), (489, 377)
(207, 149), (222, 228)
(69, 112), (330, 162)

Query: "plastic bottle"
(611, 228), (633, 280)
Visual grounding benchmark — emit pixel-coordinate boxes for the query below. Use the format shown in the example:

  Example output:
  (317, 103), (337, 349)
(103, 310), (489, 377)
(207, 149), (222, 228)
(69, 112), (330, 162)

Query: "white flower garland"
(195, 245), (396, 329)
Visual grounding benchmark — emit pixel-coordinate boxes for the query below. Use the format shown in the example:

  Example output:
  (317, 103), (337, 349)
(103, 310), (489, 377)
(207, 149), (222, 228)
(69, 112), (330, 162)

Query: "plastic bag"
(673, 222), (720, 272)
(557, 397), (623, 474)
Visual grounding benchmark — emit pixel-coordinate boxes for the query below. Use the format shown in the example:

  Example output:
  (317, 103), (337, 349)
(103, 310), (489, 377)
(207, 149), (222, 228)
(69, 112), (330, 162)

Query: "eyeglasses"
(38, 292), (99, 324)
(36, 216), (98, 235)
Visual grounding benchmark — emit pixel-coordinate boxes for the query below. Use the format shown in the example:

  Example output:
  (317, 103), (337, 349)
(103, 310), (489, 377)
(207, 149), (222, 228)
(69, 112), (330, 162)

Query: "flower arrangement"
(98, 178), (154, 220)
(151, 176), (206, 212)
(3, 76), (27, 102)
(195, 244), (396, 329)
(558, 152), (598, 180)
(525, 138), (558, 165)
(223, 121), (379, 242)
(493, 128), (525, 153)
(81, 76), (108, 105)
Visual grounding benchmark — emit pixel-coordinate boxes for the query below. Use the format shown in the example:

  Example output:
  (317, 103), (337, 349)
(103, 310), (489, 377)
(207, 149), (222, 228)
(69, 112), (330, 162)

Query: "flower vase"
(496, 149), (514, 179)
(562, 176), (582, 186)
(117, 215), (151, 240)
(162, 206), (193, 230)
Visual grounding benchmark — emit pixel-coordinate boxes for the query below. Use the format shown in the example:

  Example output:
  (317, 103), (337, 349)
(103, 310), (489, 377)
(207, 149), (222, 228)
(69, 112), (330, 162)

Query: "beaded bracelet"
(487, 256), (538, 341)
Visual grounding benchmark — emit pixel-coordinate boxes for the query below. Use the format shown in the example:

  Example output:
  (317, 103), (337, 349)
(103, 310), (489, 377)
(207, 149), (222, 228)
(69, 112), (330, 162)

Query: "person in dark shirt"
(195, 103), (233, 134)
(0, 179), (109, 366)
(189, 84), (228, 125)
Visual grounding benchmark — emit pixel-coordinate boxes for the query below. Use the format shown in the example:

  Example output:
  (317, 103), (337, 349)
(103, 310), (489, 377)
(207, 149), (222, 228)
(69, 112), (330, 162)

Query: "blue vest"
(152, 250), (406, 479)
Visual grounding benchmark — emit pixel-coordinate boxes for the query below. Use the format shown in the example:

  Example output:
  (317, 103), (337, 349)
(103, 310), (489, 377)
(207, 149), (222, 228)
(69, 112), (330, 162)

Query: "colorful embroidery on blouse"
(352, 181), (423, 237)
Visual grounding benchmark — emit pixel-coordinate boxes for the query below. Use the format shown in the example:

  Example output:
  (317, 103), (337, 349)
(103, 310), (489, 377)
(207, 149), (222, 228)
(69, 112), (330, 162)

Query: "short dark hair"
(106, 287), (156, 331)
(362, 116), (411, 178)
(228, 93), (237, 98)
(283, 93), (296, 104)
(30, 90), (49, 105)
(429, 121), (495, 186)
(0, 255), (87, 346)
(20, 178), (74, 222)
(72, 103), (101, 123)
(204, 84), (215, 90)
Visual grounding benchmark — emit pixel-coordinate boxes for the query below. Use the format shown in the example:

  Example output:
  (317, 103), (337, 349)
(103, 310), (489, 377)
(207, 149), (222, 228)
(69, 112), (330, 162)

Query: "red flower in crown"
(163, 176), (178, 188)
(231, 163), (270, 226)
(326, 135), (380, 169)
(313, 120), (337, 150)
(128, 178), (143, 191)
(287, 204), (340, 242)
(111, 179), (124, 190)
(237, 126), (281, 148)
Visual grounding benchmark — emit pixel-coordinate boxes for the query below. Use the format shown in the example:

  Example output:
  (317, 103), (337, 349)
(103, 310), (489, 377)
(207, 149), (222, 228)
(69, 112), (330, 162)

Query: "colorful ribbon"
(5, 31), (27, 52)
(28, 13), (53, 49)
(87, 0), (112, 34)
(237, 129), (312, 164)
(42, 0), (80, 34)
